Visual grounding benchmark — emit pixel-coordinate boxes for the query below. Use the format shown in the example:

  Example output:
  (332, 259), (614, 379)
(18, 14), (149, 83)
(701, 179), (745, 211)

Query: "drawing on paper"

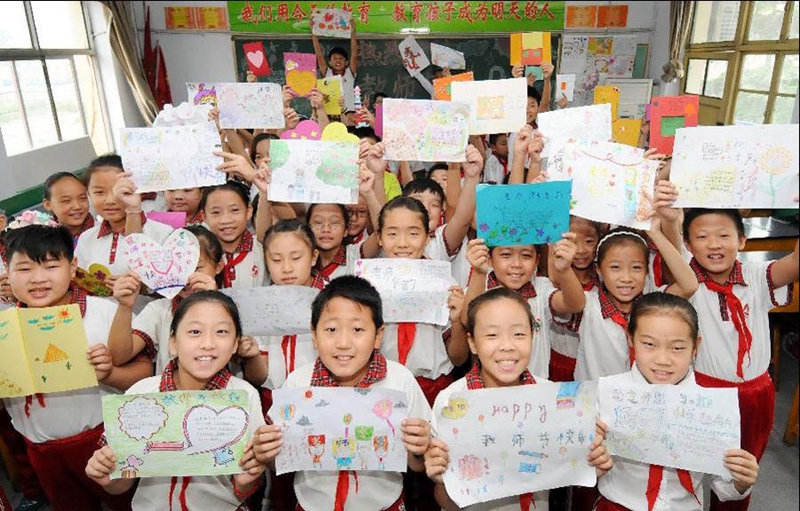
(221, 286), (319, 336)
(216, 82), (285, 129)
(382, 99), (470, 163)
(122, 229), (200, 300)
(649, 95), (698, 155)
(537, 103), (613, 158)
(433, 71), (474, 101)
(558, 34), (638, 107)
(310, 8), (352, 38)
(187, 83), (217, 107)
(398, 35), (430, 76)
(451, 78), (527, 135)
(284, 52), (317, 97)
(431, 43), (466, 70)
(317, 77), (343, 115)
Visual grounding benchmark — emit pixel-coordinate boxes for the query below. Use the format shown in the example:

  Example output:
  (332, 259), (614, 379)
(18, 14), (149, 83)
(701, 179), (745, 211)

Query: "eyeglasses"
(310, 220), (345, 230)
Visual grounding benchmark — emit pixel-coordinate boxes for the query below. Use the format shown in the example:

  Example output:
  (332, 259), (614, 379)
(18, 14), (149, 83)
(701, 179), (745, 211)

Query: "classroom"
(0, 1), (798, 510)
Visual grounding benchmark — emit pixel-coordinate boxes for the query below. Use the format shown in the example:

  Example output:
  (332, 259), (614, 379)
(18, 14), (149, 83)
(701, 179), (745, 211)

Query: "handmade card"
(221, 286), (319, 336)
(145, 211), (187, 229)
(242, 41), (270, 77)
(102, 390), (251, 478)
(594, 85), (621, 120)
(671, 125), (800, 208)
(398, 35), (430, 76)
(153, 102), (213, 128)
(269, 387), (409, 475)
(556, 74), (576, 102)
(187, 82), (218, 107)
(612, 118), (642, 147)
(122, 229), (200, 300)
(216, 82), (285, 129)
(268, 140), (359, 205)
(537, 103), (613, 157)
(354, 259), (457, 326)
(549, 139), (658, 230)
(317, 76), (343, 116)
(310, 8), (352, 38)
(522, 32), (552, 66)
(476, 182), (572, 247)
(120, 122), (225, 193)
(598, 378), (740, 477)
(451, 78), (527, 135)
(525, 65), (544, 82)
(437, 381), (598, 508)
(431, 43), (466, 70)
(433, 71), (474, 101)
(649, 95), (699, 155)
(74, 263), (113, 297)
(382, 99), (470, 163)
(0, 304), (97, 399)
(284, 52), (317, 97)
(280, 120), (323, 140)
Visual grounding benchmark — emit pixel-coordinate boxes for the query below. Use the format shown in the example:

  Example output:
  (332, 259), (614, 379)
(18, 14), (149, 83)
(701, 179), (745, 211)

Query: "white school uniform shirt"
(451, 237), (473, 289)
(549, 273), (602, 360)
(74, 216), (174, 276)
(127, 375), (265, 511)
(264, 332), (317, 389)
(433, 377), (549, 510)
(3, 296), (122, 443)
(222, 233), (266, 289)
(691, 259), (793, 382)
(387, 160), (425, 178)
(598, 365), (750, 510)
(482, 152), (508, 184)
(131, 297), (175, 374)
(318, 243), (362, 282)
(425, 224), (459, 262)
(381, 321), (453, 380)
(326, 67), (356, 112)
(284, 359), (431, 511)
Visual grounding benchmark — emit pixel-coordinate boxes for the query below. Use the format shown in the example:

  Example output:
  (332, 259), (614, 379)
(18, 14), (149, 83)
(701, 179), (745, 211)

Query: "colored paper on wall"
(284, 52), (317, 97)
(145, 211), (187, 230)
(382, 99), (470, 163)
(649, 95), (699, 155)
(217, 82), (285, 129)
(556, 74), (576, 102)
(611, 118), (642, 147)
(317, 76), (343, 115)
(451, 78), (527, 135)
(597, 5), (629, 28)
(310, 8), (352, 38)
(242, 41), (270, 77)
(566, 5), (598, 28)
(122, 229), (200, 299)
(430, 43), (466, 70)
(398, 35), (430, 76)
(432, 71), (474, 101)
(165, 7), (196, 29)
(593, 85), (621, 120)
(195, 7), (229, 29)
(222, 286), (319, 336)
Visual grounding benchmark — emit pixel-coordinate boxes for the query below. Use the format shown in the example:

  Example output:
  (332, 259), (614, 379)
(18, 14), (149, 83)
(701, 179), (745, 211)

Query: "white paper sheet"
(221, 286), (319, 336)
(556, 74), (576, 102)
(431, 43), (466, 70)
(398, 35), (430, 76)
(310, 8), (352, 38)
(537, 103), (613, 157)
(216, 82), (285, 129)
(382, 98), (470, 162)
(450, 78), (528, 135)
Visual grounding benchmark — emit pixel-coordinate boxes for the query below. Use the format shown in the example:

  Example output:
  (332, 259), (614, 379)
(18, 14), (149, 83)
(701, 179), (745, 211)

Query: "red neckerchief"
(496, 153), (509, 177)
(487, 271), (537, 299)
(222, 231), (254, 288)
(466, 362), (536, 510)
(317, 245), (348, 281)
(597, 286), (635, 368)
(185, 209), (205, 226)
(310, 350), (387, 511)
(690, 257), (751, 379)
(580, 265), (602, 292)
(347, 230), (366, 246)
(646, 464), (700, 511)
(280, 273), (326, 377)
(647, 240), (664, 288)
(96, 212), (148, 264)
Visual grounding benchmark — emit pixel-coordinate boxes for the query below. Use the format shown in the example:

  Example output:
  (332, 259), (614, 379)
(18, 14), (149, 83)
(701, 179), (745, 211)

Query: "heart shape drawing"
(246, 50), (264, 69)
(286, 70), (316, 97)
(321, 122), (360, 144)
(183, 404), (249, 455)
(122, 229), (200, 299)
(280, 119), (322, 140)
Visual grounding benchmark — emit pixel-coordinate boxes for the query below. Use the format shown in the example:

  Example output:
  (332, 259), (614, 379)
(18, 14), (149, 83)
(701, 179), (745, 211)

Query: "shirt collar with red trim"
(690, 257), (746, 287)
(310, 349), (387, 388)
(465, 361), (536, 390)
(185, 209), (205, 226)
(487, 271), (537, 299)
(17, 286), (88, 318)
(317, 245), (348, 272)
(307, 269), (327, 290)
(227, 230), (254, 255)
(598, 286), (632, 322)
(159, 357), (232, 392)
(582, 265), (602, 291)
(97, 212), (148, 239)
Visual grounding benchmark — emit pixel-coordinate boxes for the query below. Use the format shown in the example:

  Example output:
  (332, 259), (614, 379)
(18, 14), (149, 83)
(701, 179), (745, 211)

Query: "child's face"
(8, 253), (76, 308)
(165, 188), (202, 214)
(491, 135), (509, 158)
(313, 297), (383, 387)
(87, 168), (125, 225)
(169, 301), (238, 388)
(407, 190), (443, 233)
(203, 190), (251, 246)
(254, 139), (270, 168)
(631, 313), (698, 385)
(684, 214), (745, 279)
(378, 208), (428, 259)
(429, 169), (448, 191)
(598, 243), (647, 307)
(490, 246), (537, 290)
(469, 298), (532, 387)
(329, 54), (347, 73)
(526, 97), (540, 125)
(374, 96), (384, 107)
(342, 111), (356, 126)
(196, 252), (222, 280)
(346, 197), (369, 237)
(266, 232), (318, 286)
(44, 178), (89, 229)
(571, 218), (600, 271)
(309, 204), (347, 252)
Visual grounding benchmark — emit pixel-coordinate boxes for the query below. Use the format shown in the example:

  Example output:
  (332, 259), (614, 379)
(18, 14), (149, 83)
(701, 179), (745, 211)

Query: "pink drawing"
(372, 398), (396, 436)
(457, 454), (486, 481)
(280, 120), (322, 140)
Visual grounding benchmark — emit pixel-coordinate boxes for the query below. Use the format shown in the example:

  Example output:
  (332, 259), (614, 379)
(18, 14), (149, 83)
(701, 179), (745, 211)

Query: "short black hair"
(170, 290), (242, 339)
(311, 275), (383, 331)
(489, 133), (508, 146)
(402, 178), (446, 205)
(263, 218), (317, 253)
(44, 172), (85, 201)
(4, 224), (74, 265)
(200, 181), (251, 212)
(682, 208), (745, 240)
(427, 164), (448, 178)
(596, 228), (649, 265)
(328, 46), (348, 61)
(249, 132), (278, 165)
(378, 196), (430, 234)
(527, 86), (541, 104)
(85, 153), (123, 185)
(373, 92), (387, 103)
(629, 292), (699, 345)
(353, 126), (379, 142)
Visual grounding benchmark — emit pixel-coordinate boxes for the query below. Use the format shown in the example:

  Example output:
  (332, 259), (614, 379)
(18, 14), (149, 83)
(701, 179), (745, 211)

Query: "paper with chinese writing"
(437, 381), (598, 508)
(451, 78), (527, 135)
(382, 99), (469, 163)
(102, 390), (250, 478)
(221, 286), (319, 336)
(671, 125), (800, 209)
(122, 229), (200, 300)
(548, 139), (658, 230)
(354, 259), (456, 326)
(0, 304), (97, 399)
(476, 182), (571, 247)
(216, 82), (285, 129)
(537, 103), (613, 157)
(598, 378), (740, 477)
(268, 140), (359, 205)
(284, 52), (317, 97)
(556, 74), (576, 102)
(120, 123), (225, 193)
(431, 43), (465, 70)
(317, 76), (343, 115)
(310, 8), (352, 38)
(269, 387), (409, 475)
(187, 82), (218, 107)
(433, 71), (474, 101)
(398, 35), (430, 76)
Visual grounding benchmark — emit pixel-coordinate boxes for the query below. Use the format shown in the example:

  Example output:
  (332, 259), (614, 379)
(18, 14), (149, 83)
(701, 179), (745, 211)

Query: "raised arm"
(548, 233), (586, 314)
(349, 23), (358, 75)
(460, 238), (490, 326)
(508, 125), (532, 184)
(443, 145), (482, 255)
(650, 216), (698, 299)
(540, 62), (554, 113)
(769, 239), (799, 289)
(445, 162), (461, 222)
(312, 33), (328, 75)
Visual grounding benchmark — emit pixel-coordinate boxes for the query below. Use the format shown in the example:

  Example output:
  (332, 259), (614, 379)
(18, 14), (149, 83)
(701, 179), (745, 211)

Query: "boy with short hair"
(483, 133), (510, 184)
(313, 24), (358, 113)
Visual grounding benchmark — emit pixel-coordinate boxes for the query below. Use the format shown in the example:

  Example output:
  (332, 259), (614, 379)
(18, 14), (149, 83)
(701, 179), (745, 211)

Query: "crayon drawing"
(382, 99), (470, 163)
(122, 229), (200, 300)
(284, 52), (317, 97)
(537, 103), (613, 157)
(451, 78), (527, 135)
(74, 263), (113, 297)
(310, 8), (352, 38)
(216, 82), (285, 129)
(431, 43), (466, 70)
(187, 82), (217, 107)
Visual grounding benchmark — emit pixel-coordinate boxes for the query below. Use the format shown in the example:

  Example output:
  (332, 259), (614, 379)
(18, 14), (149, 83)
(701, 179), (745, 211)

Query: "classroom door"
(682, 52), (734, 125)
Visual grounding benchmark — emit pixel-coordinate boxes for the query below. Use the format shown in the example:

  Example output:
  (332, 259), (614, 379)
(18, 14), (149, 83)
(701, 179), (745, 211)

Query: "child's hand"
(358, 107), (375, 127)
(87, 343), (113, 382)
(254, 161), (272, 194)
(551, 232), (578, 272)
(0, 273), (14, 301)
(186, 271), (217, 293)
(113, 271), (141, 309)
(440, 66), (452, 78)
(653, 180), (680, 222)
(282, 85), (295, 107)
(85, 446), (117, 487)
(215, 151), (257, 182)
(424, 437), (450, 485)
(358, 163), (376, 196)
(252, 425), (283, 464)
(515, 125), (533, 156)
(541, 62), (554, 79)
(557, 95), (569, 109)
(112, 172), (142, 213)
(447, 285), (466, 323)
(588, 419), (613, 478)
(308, 88), (324, 109)
(466, 238), (490, 275)
(235, 441), (266, 487)
(284, 108), (300, 130)
(238, 336), (260, 359)
(512, 65), (524, 78)
(528, 132), (545, 164)
(462, 144), (483, 180)
(365, 141), (387, 176)
(725, 449), (759, 494)
(401, 418), (431, 457)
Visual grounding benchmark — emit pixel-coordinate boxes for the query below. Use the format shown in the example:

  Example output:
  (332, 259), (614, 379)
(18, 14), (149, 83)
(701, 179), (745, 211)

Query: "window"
(691, 1), (742, 44)
(685, 58), (729, 98)
(0, 1), (109, 156)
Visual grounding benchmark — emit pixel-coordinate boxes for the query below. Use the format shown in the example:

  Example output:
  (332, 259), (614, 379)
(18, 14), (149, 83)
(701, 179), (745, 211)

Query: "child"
(425, 287), (612, 510)
(345, 196), (370, 246)
(682, 208), (797, 511)
(74, 154), (173, 276)
(483, 133), (509, 184)
(506, 87), (543, 174)
(462, 233), (586, 379)
(201, 181), (265, 288)
(164, 188), (204, 226)
(42, 172), (94, 245)
(3, 223), (152, 511)
(427, 163), (449, 192)
(86, 291), (267, 510)
(313, 23), (358, 112)
(252, 275), (432, 510)
(596, 292), (760, 511)
(308, 204), (360, 280)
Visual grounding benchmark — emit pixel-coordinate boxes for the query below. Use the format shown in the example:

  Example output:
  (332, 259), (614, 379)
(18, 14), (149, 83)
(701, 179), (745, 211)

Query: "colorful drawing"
(216, 82), (285, 129)
(242, 41), (270, 77)
(594, 85), (621, 120)
(284, 52), (317, 97)
(317, 77), (343, 116)
(437, 382), (598, 507)
(280, 120), (323, 141)
(597, 5), (629, 28)
(432, 71), (474, 101)
(74, 263), (113, 297)
(267, 140), (359, 205)
(354, 259), (457, 325)
(451, 78), (527, 135)
(558, 34), (638, 107)
(310, 8), (352, 38)
(221, 286), (319, 336)
(556, 74), (576, 102)
(120, 122), (225, 193)
(102, 390), (251, 478)
(382, 99), (470, 163)
(649, 95), (699, 155)
(537, 103), (613, 157)
(671, 125), (800, 208)
(187, 82), (218, 107)
(431, 43), (466, 70)
(612, 118), (642, 147)
(476, 182), (572, 247)
(122, 229), (200, 300)
(398, 35), (430, 76)
(269, 387), (409, 475)
(517, 32), (552, 66)
(0, 304), (97, 399)
(565, 5), (598, 28)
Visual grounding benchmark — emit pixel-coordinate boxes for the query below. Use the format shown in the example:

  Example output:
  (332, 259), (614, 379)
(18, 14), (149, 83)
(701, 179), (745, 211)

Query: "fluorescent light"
(400, 27), (430, 34)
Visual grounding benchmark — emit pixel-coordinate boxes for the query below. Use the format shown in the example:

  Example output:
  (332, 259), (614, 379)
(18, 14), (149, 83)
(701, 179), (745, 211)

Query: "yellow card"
(0, 309), (36, 398)
(543, 33), (552, 64)
(510, 34), (522, 66)
(317, 77), (343, 116)
(612, 118), (642, 147)
(522, 32), (543, 49)
(594, 85), (621, 120)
